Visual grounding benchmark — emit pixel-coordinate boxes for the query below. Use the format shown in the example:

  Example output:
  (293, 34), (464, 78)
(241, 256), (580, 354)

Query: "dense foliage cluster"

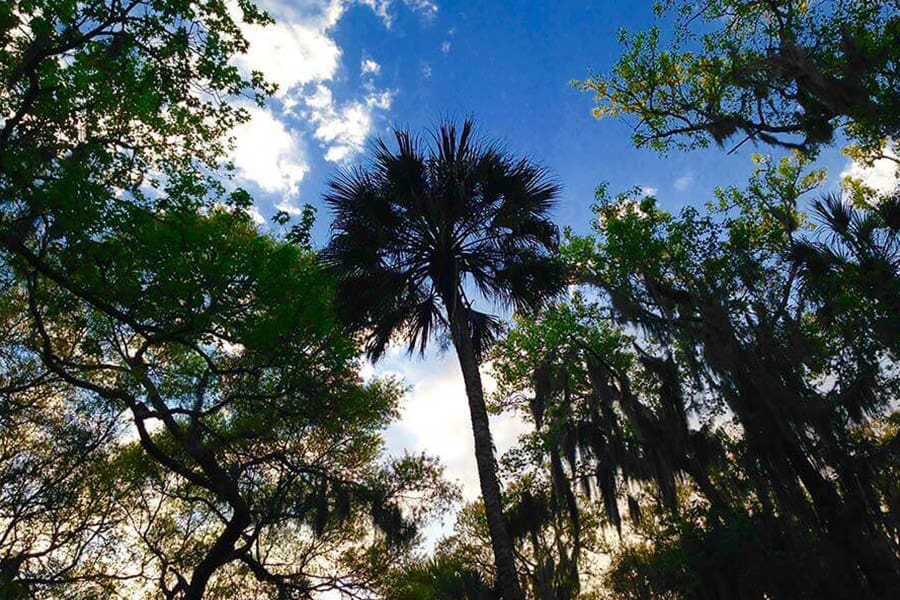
(485, 157), (900, 598)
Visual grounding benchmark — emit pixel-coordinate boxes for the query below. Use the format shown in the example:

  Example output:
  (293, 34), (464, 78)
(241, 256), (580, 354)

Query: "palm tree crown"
(323, 119), (565, 360)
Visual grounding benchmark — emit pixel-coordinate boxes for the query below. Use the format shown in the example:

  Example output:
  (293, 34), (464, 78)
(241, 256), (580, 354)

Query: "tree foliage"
(323, 119), (565, 361)
(486, 154), (900, 599)
(0, 1), (455, 598)
(580, 0), (900, 163)
(3, 0), (899, 598)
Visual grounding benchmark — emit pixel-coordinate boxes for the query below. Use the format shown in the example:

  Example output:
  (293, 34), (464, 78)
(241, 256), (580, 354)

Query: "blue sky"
(232, 0), (783, 238)
(231, 0), (878, 240)
(228, 0), (894, 510)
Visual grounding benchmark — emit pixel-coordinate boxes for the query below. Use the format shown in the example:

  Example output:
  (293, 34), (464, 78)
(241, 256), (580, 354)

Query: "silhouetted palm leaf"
(323, 119), (565, 360)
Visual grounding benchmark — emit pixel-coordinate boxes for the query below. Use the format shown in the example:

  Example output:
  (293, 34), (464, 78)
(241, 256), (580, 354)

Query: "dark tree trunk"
(449, 306), (525, 600)
(128, 362), (254, 600)
(183, 510), (250, 600)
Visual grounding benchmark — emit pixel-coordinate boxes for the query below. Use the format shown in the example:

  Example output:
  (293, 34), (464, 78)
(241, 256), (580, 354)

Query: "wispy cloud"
(674, 172), (694, 191)
(358, 0), (439, 27)
(304, 85), (394, 163)
(361, 57), (381, 76)
(402, 0), (439, 20)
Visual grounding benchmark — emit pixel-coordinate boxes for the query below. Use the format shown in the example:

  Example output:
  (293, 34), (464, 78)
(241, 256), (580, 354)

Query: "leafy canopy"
(580, 0), (900, 162)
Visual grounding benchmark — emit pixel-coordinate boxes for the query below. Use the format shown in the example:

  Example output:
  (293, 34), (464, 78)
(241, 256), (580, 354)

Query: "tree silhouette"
(324, 120), (566, 600)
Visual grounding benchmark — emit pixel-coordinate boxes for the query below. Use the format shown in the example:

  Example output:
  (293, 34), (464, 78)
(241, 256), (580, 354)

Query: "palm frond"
(323, 119), (564, 360)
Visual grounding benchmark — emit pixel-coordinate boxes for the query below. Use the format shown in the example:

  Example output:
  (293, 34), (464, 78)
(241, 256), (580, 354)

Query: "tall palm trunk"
(448, 304), (524, 600)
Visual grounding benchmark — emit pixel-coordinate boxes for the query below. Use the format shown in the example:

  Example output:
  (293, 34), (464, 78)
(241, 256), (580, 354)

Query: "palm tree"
(791, 191), (900, 356)
(323, 120), (565, 599)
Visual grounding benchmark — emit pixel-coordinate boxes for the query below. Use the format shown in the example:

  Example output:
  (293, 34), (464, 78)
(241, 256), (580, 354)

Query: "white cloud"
(275, 198), (307, 215)
(358, 0), (438, 27)
(357, 0), (392, 24)
(421, 62), (433, 79)
(358, 359), (376, 381)
(224, 0), (406, 199)
(441, 40), (451, 54)
(368, 90), (393, 110)
(361, 57), (381, 76)
(231, 104), (308, 196)
(841, 148), (899, 196)
(674, 172), (694, 191)
(247, 205), (266, 224)
(403, 0), (439, 18)
(305, 85), (393, 163)
(640, 186), (658, 197)
(231, 0), (344, 95)
(254, 0), (346, 29)
(305, 83), (335, 110)
(229, 0), (419, 92)
(384, 355), (531, 500)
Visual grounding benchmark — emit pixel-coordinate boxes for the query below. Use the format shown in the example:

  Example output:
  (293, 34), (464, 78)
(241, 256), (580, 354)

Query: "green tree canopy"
(580, 0), (900, 164)
(0, 2), (456, 598)
(487, 155), (900, 598)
